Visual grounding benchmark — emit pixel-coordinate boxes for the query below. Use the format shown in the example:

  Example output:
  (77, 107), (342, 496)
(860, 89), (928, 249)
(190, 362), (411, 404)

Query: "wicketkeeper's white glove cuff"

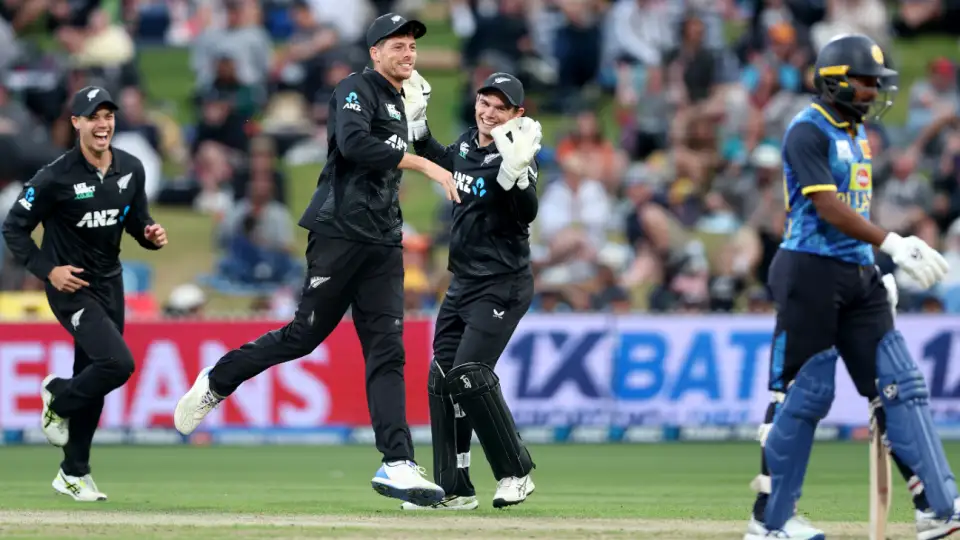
(497, 162), (524, 191)
(408, 119), (428, 142)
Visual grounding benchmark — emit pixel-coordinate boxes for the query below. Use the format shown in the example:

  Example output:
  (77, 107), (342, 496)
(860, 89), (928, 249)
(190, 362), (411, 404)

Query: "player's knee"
(428, 361), (448, 398)
(877, 330), (928, 404)
(103, 348), (136, 386)
(284, 320), (325, 358)
(445, 362), (498, 398)
(782, 348), (838, 421)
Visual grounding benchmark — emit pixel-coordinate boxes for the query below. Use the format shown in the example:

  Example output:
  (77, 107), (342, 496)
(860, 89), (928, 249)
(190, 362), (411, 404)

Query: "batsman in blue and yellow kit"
(744, 34), (959, 540)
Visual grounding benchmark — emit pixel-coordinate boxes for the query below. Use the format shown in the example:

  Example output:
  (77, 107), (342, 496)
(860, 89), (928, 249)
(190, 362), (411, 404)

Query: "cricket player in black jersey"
(174, 13), (456, 507)
(399, 71), (542, 510)
(2, 86), (167, 502)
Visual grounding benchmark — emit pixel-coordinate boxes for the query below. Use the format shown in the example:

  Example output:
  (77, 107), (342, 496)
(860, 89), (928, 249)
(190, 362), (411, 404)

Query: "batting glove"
(491, 117), (542, 191)
(880, 233), (950, 289)
(402, 70), (432, 142)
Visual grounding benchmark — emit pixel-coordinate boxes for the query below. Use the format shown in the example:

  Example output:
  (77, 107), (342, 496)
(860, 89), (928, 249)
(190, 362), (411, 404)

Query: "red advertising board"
(0, 320), (433, 429)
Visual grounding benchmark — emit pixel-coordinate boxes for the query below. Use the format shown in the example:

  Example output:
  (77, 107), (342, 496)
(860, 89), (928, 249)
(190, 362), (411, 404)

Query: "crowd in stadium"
(0, 0), (959, 319)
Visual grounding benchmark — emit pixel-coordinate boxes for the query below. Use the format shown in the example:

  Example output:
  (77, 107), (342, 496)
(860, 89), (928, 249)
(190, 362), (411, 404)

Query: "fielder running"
(399, 71), (541, 510)
(2, 86), (167, 502)
(744, 34), (960, 540)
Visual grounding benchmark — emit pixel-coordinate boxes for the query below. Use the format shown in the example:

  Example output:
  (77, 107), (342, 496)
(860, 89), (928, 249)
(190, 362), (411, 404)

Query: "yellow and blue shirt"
(780, 100), (874, 265)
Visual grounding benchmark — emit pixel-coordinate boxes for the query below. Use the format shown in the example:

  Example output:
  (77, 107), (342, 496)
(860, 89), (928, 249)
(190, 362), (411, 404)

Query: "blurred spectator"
(215, 171), (298, 286)
(907, 58), (959, 140)
(591, 245), (632, 313)
(200, 54), (265, 120)
(305, 0), (373, 45)
(810, 0), (891, 53)
(116, 86), (162, 153)
(232, 136), (287, 204)
(538, 151), (613, 264)
(66, 9), (136, 72)
(874, 150), (938, 246)
(603, 0), (674, 73)
(664, 12), (720, 109)
(164, 283), (207, 318)
(895, 0), (960, 38)
(554, 109), (625, 193)
(931, 123), (960, 231)
(271, 0), (340, 100)
(552, 0), (605, 110)
(191, 0), (272, 90)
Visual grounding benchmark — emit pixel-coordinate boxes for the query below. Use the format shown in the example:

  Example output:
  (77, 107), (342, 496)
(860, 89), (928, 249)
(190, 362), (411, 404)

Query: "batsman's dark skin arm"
(786, 122), (887, 247)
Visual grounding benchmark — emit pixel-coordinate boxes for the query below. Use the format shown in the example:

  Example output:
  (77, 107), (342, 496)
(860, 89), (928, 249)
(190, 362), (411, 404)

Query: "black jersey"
(2, 145), (158, 282)
(415, 127), (538, 278)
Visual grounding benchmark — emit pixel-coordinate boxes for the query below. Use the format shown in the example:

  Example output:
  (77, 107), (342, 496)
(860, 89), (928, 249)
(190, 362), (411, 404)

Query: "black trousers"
(209, 234), (413, 462)
(433, 271), (535, 375)
(46, 274), (133, 477)
(768, 250), (893, 398)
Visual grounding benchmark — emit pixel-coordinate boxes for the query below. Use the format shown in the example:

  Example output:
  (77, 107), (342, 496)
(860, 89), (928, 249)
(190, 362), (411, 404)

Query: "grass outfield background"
(112, 14), (959, 312)
(0, 442), (951, 538)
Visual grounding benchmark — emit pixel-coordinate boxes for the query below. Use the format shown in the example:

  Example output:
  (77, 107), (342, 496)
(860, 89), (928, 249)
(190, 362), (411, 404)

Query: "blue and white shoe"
(744, 515), (825, 539)
(371, 461), (444, 506)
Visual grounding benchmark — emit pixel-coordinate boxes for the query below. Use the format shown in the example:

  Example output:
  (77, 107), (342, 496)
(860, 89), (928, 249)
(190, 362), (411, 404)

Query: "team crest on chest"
(385, 103), (402, 121)
(459, 142), (470, 158)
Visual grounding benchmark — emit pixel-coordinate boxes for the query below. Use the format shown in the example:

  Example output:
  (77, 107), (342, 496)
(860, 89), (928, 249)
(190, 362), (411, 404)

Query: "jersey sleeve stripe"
(801, 184), (838, 195)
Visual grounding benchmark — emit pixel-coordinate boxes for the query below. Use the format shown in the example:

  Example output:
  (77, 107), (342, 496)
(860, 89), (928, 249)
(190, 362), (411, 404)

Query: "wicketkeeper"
(399, 71), (541, 510)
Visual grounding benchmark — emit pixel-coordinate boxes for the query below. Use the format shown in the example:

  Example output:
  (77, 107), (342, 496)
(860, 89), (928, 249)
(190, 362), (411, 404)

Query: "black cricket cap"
(366, 13), (426, 48)
(71, 86), (118, 117)
(478, 72), (524, 107)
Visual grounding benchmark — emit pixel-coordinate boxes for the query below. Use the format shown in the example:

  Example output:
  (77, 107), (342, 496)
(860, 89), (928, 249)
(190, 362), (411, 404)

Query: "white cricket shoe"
(492, 474), (535, 508)
(52, 470), (106, 502)
(371, 460), (445, 506)
(744, 515), (825, 539)
(917, 507), (960, 540)
(40, 375), (69, 447)
(401, 495), (479, 510)
(174, 367), (221, 435)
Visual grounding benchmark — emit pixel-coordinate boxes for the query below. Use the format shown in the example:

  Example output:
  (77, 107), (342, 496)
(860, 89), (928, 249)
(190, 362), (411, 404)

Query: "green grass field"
(0, 442), (952, 538)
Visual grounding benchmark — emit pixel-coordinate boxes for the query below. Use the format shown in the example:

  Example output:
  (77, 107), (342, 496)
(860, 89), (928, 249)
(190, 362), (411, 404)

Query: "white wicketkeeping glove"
(401, 70), (432, 142)
(490, 116), (542, 191)
(880, 233), (950, 289)
(881, 272), (898, 319)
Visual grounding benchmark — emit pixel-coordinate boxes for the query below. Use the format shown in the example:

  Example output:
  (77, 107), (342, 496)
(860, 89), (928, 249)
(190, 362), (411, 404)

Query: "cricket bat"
(869, 418), (893, 540)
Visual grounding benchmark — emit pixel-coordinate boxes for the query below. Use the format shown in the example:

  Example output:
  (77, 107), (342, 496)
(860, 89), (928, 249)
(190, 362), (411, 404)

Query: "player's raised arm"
(404, 70), (458, 173)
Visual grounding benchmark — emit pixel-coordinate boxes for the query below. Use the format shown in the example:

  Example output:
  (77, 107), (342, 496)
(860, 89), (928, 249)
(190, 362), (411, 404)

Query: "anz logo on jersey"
(454, 171), (486, 198)
(76, 206), (130, 228)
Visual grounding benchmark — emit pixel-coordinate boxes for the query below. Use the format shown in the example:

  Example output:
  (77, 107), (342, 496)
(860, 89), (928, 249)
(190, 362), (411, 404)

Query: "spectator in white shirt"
(537, 152), (613, 278)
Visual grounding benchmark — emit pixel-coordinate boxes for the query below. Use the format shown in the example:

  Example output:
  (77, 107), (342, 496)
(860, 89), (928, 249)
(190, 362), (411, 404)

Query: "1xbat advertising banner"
(498, 315), (960, 427)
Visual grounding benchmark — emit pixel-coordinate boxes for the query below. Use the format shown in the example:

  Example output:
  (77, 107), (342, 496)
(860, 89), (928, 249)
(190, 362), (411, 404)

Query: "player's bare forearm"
(808, 191), (887, 247)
